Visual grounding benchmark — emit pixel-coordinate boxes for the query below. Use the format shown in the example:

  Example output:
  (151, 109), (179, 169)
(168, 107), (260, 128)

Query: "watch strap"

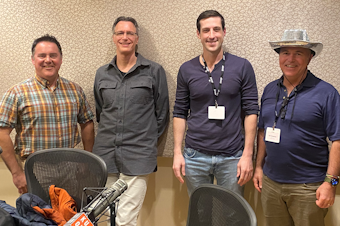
(324, 176), (339, 187)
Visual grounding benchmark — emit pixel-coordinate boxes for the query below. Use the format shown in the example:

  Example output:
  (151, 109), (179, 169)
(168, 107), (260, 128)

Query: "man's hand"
(237, 154), (253, 186)
(316, 182), (336, 208)
(253, 167), (263, 193)
(173, 153), (185, 184)
(13, 171), (27, 194)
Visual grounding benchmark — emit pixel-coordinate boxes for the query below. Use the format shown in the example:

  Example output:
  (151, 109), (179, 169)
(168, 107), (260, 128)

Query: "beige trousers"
(106, 173), (149, 226)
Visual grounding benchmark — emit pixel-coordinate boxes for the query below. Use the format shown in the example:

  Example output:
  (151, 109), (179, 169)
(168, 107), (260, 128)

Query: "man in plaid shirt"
(0, 34), (94, 194)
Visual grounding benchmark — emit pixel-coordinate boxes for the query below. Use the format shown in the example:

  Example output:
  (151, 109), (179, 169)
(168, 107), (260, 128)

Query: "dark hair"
(31, 34), (62, 56)
(275, 48), (315, 56)
(112, 16), (139, 35)
(196, 10), (225, 33)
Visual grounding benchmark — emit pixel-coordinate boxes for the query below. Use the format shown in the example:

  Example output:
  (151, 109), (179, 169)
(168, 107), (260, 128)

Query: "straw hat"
(269, 29), (323, 58)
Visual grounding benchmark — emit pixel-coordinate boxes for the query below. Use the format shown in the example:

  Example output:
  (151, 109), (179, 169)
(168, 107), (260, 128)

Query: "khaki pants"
(106, 173), (149, 226)
(261, 175), (328, 226)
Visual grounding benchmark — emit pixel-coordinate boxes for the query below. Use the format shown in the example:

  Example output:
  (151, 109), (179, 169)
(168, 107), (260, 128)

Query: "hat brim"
(269, 40), (323, 58)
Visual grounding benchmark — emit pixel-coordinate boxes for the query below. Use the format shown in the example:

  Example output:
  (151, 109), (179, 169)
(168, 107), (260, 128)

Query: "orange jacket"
(33, 185), (77, 225)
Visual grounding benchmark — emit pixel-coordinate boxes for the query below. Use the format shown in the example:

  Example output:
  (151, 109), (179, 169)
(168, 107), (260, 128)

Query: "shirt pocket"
(129, 78), (153, 105)
(99, 81), (117, 108)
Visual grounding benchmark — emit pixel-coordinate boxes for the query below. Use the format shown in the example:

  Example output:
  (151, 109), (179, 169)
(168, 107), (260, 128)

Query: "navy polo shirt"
(259, 71), (340, 183)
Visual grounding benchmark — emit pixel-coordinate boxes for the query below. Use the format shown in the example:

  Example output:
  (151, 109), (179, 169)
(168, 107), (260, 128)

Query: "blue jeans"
(183, 147), (244, 196)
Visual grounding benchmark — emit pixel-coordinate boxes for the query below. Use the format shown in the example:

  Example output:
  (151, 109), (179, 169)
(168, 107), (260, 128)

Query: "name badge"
(208, 106), (225, 120)
(265, 127), (281, 143)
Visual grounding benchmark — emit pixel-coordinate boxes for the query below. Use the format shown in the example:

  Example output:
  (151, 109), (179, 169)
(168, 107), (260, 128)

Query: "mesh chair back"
(25, 148), (107, 211)
(187, 184), (257, 226)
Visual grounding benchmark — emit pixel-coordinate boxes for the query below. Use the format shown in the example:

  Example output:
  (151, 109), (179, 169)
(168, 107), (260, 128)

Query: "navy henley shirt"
(173, 52), (258, 155)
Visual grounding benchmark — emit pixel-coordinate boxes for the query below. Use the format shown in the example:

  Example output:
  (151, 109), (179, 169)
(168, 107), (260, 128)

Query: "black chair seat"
(186, 184), (257, 226)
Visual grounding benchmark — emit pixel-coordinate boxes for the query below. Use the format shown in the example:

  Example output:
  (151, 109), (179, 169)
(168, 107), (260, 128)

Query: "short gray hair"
(112, 16), (139, 35)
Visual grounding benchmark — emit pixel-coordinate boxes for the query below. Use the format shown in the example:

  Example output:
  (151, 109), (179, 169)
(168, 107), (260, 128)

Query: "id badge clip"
(208, 101), (225, 120)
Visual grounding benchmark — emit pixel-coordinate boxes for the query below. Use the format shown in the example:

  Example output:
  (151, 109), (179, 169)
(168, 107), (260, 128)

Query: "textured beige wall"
(1, 0), (340, 225)
(1, 0), (340, 156)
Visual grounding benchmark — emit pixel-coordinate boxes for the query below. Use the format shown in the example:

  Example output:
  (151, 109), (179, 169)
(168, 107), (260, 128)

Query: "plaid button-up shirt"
(0, 75), (94, 158)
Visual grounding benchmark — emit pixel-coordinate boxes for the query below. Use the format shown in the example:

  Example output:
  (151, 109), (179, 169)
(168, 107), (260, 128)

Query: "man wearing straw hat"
(253, 29), (340, 226)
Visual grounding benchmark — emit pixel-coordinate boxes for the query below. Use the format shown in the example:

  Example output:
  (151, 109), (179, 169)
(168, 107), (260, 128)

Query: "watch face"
(331, 178), (339, 186)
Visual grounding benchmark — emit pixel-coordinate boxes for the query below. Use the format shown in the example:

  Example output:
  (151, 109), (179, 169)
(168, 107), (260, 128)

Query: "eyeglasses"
(113, 31), (137, 38)
(279, 98), (289, 119)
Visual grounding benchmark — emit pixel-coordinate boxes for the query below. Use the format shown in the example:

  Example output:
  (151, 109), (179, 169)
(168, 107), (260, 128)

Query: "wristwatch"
(324, 174), (339, 187)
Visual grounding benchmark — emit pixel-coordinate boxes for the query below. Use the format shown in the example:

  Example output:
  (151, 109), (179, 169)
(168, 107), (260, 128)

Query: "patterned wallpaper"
(0, 0), (339, 157)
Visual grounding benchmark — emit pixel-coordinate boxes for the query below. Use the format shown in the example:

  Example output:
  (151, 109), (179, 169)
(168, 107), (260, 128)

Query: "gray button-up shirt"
(93, 53), (169, 175)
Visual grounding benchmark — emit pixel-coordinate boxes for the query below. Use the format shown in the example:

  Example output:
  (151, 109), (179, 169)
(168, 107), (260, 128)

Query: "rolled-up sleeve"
(173, 68), (190, 119)
(240, 60), (259, 115)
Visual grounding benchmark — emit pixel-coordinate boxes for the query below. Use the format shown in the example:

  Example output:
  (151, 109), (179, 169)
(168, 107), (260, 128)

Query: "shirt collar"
(278, 70), (318, 91)
(34, 74), (60, 89)
(106, 53), (151, 71)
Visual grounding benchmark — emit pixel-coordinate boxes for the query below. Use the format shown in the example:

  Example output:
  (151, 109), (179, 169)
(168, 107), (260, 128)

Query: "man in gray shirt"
(93, 16), (169, 226)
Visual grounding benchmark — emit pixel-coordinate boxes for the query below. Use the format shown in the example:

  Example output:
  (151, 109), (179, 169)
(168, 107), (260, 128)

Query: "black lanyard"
(202, 53), (226, 107)
(273, 84), (298, 128)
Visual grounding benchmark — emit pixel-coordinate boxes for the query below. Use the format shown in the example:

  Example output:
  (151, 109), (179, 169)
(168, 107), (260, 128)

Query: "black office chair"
(24, 148), (108, 211)
(186, 184), (257, 226)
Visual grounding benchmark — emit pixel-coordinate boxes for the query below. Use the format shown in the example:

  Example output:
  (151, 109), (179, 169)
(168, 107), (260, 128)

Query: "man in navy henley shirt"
(172, 10), (258, 196)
